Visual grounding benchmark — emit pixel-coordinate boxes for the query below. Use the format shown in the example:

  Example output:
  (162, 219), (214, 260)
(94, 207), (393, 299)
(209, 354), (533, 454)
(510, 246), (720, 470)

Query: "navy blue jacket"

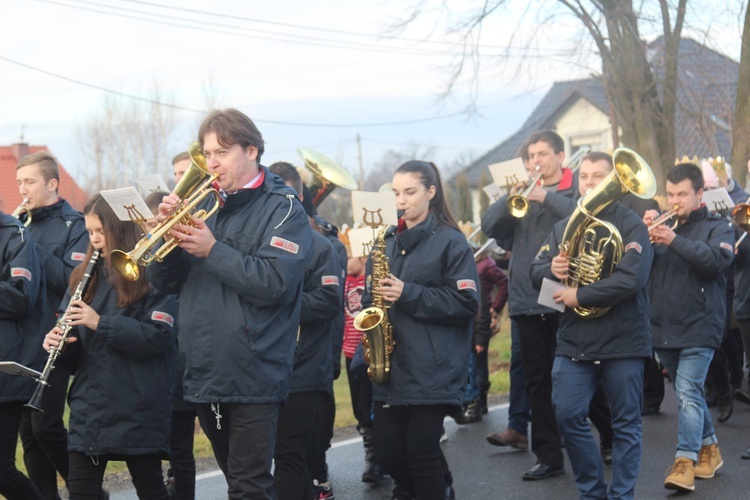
(649, 206), (734, 350)
(149, 168), (313, 403)
(62, 265), (177, 457)
(22, 199), (88, 311)
(733, 225), (750, 320)
(291, 232), (343, 394)
(365, 215), (479, 406)
(531, 203), (653, 360)
(0, 214), (51, 403)
(481, 169), (579, 316)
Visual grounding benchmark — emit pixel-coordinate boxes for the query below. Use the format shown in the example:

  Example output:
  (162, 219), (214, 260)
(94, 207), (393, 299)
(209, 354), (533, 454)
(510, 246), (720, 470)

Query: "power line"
(0, 54), (547, 127)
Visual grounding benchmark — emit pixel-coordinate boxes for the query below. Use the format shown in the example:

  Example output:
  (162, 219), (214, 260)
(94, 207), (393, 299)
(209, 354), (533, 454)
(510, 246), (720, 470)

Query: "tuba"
(296, 147), (358, 208)
(12, 198), (31, 227)
(353, 225), (394, 385)
(110, 142), (221, 281)
(559, 147), (657, 318)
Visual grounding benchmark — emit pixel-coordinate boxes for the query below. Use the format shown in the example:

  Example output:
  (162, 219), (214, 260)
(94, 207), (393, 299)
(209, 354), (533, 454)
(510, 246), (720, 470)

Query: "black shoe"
(717, 386), (734, 423)
(452, 399), (482, 424)
(736, 389), (750, 405)
(600, 445), (613, 465)
(641, 405), (660, 416)
(521, 463), (565, 481)
(742, 447), (750, 460)
(445, 485), (456, 500)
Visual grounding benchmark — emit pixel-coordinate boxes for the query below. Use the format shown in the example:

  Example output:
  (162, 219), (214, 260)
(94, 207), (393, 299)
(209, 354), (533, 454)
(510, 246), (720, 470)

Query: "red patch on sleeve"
(322, 275), (340, 286)
(71, 252), (86, 262)
(624, 242), (643, 254)
(457, 279), (477, 291)
(151, 311), (175, 327)
(270, 236), (299, 254)
(11, 267), (32, 281)
(720, 242), (733, 253)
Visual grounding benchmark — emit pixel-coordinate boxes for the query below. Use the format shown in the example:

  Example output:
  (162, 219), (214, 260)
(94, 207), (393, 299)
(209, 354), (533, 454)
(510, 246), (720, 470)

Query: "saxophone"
(353, 225), (394, 385)
(558, 147), (656, 318)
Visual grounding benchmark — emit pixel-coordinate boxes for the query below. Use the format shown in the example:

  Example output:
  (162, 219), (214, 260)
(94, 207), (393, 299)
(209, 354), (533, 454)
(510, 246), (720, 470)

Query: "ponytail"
(395, 160), (459, 231)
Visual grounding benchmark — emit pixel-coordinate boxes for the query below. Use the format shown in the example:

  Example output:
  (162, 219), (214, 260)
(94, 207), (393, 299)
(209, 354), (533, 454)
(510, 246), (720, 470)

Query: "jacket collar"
(685, 205), (708, 224)
(221, 166), (293, 213)
(29, 198), (64, 221)
(395, 214), (437, 253)
(557, 168), (574, 191)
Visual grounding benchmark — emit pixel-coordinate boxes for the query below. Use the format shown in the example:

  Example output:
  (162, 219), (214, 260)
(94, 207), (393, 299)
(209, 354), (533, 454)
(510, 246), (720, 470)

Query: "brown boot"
(486, 428), (528, 449)
(664, 457), (695, 491)
(694, 444), (723, 479)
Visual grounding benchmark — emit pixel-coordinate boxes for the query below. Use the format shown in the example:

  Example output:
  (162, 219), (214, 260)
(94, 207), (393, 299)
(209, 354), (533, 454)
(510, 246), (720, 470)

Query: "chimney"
(11, 142), (30, 161)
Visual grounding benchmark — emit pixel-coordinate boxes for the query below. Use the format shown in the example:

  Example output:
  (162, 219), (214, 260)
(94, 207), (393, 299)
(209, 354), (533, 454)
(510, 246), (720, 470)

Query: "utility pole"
(356, 133), (364, 190)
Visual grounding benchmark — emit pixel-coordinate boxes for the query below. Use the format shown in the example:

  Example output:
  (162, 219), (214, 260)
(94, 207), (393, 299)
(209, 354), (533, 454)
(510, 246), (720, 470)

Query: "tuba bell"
(559, 147), (657, 318)
(110, 142), (221, 281)
(296, 147), (358, 208)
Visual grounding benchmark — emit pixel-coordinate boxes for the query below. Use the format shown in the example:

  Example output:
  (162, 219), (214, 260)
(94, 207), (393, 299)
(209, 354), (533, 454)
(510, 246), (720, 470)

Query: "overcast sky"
(1, 0), (744, 184)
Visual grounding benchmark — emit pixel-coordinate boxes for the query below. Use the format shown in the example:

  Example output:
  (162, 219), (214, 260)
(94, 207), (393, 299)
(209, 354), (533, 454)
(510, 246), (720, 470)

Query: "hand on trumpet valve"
(43, 326), (77, 352)
(642, 209), (659, 226)
(649, 224), (676, 246)
(551, 253), (570, 281)
(156, 193), (182, 223)
(169, 216), (217, 258)
(526, 184), (547, 203)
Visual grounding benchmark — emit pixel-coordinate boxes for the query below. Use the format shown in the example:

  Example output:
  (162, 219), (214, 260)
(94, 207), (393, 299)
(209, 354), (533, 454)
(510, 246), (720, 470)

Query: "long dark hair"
(395, 160), (459, 231)
(69, 194), (149, 307)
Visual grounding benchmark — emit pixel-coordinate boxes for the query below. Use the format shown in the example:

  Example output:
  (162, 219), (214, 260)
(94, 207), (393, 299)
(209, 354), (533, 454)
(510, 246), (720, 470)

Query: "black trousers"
(195, 402), (279, 500)
(169, 409), (196, 500)
(306, 391), (335, 483)
(0, 402), (43, 500)
(345, 357), (373, 428)
(372, 403), (449, 500)
(515, 314), (564, 469)
(19, 363), (72, 500)
(643, 350), (665, 409)
(274, 392), (325, 500)
(68, 451), (167, 500)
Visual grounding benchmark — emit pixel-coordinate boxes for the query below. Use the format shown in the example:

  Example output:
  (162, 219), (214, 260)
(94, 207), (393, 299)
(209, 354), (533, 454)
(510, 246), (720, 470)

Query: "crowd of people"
(2, 109), (750, 500)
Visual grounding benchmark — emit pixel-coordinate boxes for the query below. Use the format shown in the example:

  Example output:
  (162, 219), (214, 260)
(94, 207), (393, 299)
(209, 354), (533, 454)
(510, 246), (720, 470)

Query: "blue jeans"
(508, 319), (531, 434)
(655, 347), (718, 462)
(552, 357), (644, 500)
(463, 351), (480, 403)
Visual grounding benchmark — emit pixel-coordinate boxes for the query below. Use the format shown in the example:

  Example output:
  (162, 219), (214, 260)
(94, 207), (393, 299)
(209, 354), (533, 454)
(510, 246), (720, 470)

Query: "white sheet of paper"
(348, 226), (379, 258)
(351, 191), (398, 227)
(482, 182), (504, 203)
(100, 187), (155, 221)
(0, 361), (42, 379)
(136, 174), (170, 197)
(488, 157), (527, 187)
(538, 277), (567, 313)
(702, 187), (735, 213)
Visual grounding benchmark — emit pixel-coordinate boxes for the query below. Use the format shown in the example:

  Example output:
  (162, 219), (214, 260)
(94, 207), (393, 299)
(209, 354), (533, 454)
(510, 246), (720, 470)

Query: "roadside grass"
(16, 315), (512, 481)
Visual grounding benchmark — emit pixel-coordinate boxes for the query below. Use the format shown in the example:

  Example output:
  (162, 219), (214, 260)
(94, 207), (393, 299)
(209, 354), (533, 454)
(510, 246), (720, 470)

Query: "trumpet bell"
(507, 196), (530, 218)
(174, 143), (212, 198)
(733, 203), (750, 232)
(297, 147), (358, 208)
(110, 249), (142, 281)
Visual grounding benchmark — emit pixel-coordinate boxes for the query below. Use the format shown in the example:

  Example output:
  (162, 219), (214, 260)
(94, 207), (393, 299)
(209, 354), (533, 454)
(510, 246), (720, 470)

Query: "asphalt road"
(111, 387), (750, 499)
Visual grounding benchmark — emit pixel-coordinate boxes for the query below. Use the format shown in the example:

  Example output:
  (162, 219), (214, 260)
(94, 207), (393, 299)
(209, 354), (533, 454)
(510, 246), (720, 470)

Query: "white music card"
(136, 174), (170, 197)
(351, 191), (398, 228)
(100, 187), (155, 221)
(537, 277), (567, 313)
(482, 182), (504, 203)
(488, 157), (527, 187)
(702, 187), (734, 213)
(348, 226), (379, 258)
(0, 361), (42, 379)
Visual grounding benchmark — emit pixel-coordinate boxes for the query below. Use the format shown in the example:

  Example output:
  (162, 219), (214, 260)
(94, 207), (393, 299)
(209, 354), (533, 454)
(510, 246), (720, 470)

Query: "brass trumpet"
(11, 198), (31, 226)
(647, 205), (679, 242)
(110, 143), (221, 281)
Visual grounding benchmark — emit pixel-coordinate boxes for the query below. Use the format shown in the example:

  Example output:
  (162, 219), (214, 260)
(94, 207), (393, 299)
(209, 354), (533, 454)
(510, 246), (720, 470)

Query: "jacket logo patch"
(71, 252), (86, 262)
(11, 267), (32, 281)
(322, 275), (339, 286)
(457, 279), (477, 291)
(624, 242), (643, 254)
(720, 242), (733, 253)
(151, 311), (174, 327)
(270, 236), (299, 254)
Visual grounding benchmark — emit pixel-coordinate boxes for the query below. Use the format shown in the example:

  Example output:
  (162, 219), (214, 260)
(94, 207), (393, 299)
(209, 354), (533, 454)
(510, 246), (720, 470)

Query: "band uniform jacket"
(365, 215), (479, 406)
(20, 199), (89, 312)
(148, 167), (313, 404)
(481, 168), (579, 317)
(0, 214), (51, 402)
(734, 224), (750, 320)
(292, 231), (343, 394)
(649, 206), (735, 350)
(530, 202), (654, 360)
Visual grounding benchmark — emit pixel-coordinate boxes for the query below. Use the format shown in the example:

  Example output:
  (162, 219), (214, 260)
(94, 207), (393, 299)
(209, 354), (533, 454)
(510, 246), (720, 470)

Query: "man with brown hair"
(149, 108), (313, 499)
(16, 151), (89, 499)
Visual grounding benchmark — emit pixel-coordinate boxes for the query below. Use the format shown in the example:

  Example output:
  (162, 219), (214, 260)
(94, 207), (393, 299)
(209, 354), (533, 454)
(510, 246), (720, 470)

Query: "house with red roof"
(0, 142), (87, 213)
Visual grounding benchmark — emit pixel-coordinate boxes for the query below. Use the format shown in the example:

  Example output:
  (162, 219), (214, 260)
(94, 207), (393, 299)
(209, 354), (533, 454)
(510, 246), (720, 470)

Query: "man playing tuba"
(531, 151), (654, 499)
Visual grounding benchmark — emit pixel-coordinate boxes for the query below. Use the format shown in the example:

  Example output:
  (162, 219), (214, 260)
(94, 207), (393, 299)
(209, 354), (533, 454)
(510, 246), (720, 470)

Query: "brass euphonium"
(353, 225), (394, 385)
(559, 147), (657, 318)
(110, 142), (221, 281)
(296, 147), (358, 208)
(12, 198), (31, 227)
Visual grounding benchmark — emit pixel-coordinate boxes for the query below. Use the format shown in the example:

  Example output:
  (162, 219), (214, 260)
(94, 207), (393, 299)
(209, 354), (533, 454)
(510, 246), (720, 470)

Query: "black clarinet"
(26, 250), (100, 412)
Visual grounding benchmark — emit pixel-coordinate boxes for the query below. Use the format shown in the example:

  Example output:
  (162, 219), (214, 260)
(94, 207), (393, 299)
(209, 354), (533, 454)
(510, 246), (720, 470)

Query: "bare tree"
(455, 172), (473, 222)
(76, 84), (178, 193)
(732, 4), (750, 188)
